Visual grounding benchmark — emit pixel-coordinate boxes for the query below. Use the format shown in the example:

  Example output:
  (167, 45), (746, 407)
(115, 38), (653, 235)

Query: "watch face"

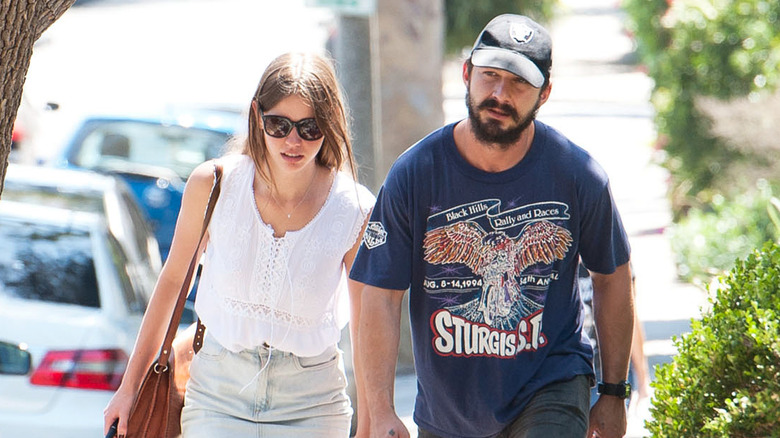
(620, 382), (631, 398)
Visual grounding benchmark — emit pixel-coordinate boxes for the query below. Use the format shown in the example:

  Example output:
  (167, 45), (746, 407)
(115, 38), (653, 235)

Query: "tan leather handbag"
(125, 164), (222, 438)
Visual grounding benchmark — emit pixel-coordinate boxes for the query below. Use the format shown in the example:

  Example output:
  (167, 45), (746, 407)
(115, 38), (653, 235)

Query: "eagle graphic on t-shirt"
(423, 220), (572, 327)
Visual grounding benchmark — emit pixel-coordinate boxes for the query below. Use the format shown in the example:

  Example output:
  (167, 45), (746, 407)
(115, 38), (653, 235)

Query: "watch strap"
(597, 380), (631, 399)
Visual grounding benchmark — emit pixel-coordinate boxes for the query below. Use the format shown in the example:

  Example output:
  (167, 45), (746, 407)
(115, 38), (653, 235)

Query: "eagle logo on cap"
(510, 23), (534, 44)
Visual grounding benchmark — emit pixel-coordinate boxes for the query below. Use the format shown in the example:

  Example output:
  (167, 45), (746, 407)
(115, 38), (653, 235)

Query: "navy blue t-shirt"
(350, 120), (630, 438)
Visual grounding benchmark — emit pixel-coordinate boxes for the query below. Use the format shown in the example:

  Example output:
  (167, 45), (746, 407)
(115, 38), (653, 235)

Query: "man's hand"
(369, 411), (410, 438)
(587, 395), (627, 438)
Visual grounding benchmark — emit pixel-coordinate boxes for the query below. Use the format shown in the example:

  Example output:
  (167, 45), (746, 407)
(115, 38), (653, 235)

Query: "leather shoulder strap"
(155, 163), (223, 368)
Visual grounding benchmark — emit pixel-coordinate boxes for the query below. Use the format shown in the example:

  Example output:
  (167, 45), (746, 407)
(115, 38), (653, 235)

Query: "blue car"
(53, 107), (244, 261)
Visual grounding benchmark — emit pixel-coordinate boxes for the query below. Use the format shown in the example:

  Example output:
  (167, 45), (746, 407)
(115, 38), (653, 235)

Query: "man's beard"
(466, 90), (539, 148)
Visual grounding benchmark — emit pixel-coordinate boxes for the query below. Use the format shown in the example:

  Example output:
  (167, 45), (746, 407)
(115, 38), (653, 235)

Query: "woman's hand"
(103, 386), (136, 437)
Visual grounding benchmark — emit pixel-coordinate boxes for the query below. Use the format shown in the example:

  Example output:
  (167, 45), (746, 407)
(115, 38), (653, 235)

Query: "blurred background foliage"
(444, 0), (558, 54)
(670, 180), (780, 285)
(623, 0), (780, 283)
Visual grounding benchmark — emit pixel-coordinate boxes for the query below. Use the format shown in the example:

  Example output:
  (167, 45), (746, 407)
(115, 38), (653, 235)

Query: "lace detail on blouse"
(222, 296), (336, 328)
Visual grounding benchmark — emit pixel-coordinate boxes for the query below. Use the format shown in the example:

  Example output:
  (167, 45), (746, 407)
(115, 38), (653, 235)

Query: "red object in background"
(11, 121), (24, 149)
(30, 349), (128, 391)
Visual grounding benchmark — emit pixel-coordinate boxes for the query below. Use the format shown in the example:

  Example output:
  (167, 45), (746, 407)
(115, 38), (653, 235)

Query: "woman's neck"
(266, 164), (321, 204)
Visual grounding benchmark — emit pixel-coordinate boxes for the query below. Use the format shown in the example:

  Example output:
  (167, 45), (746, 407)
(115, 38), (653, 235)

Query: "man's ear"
(539, 80), (553, 106)
(462, 61), (470, 84)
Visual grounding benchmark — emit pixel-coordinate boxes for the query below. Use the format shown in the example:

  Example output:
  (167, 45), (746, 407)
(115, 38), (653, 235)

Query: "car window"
(118, 187), (159, 268)
(106, 233), (145, 313)
(4, 173), (161, 272)
(71, 120), (229, 180)
(2, 183), (104, 213)
(0, 218), (100, 308)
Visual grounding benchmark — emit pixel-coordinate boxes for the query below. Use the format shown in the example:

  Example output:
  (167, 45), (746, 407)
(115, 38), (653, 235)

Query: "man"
(350, 14), (634, 438)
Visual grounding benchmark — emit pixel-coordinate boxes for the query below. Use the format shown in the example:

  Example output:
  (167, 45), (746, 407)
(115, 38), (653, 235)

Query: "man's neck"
(453, 119), (536, 173)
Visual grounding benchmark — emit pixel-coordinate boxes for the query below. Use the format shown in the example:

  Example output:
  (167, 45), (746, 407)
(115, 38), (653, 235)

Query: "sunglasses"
(261, 114), (323, 141)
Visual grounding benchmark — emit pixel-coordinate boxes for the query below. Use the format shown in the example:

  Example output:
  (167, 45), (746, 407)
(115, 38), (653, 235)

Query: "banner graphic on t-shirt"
(428, 199), (500, 228)
(487, 201), (570, 231)
(423, 198), (573, 356)
(428, 200), (570, 232)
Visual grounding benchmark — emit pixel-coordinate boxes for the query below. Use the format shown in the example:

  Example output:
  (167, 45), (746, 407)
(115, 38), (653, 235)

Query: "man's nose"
(490, 79), (510, 101)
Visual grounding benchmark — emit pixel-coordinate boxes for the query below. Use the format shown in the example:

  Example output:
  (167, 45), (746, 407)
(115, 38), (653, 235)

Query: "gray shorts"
(418, 374), (590, 438)
(181, 333), (352, 437)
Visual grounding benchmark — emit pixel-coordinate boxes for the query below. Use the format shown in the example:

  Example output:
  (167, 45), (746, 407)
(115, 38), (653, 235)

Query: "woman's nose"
(285, 127), (303, 145)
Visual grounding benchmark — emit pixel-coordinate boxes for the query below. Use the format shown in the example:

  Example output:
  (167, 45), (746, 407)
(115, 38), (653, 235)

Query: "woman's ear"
(251, 100), (263, 130)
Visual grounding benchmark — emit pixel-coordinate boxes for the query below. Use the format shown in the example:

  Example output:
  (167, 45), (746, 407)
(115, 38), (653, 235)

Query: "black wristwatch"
(597, 380), (631, 399)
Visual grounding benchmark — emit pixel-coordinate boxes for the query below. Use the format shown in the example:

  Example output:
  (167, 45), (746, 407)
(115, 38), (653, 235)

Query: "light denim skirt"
(181, 333), (352, 437)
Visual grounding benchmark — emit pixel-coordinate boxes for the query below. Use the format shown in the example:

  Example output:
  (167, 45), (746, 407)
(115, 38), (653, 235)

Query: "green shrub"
(444, 0), (557, 54)
(670, 180), (780, 284)
(646, 242), (780, 437)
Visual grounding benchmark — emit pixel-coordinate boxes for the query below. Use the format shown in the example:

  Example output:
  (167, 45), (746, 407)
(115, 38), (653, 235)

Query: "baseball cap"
(470, 14), (552, 88)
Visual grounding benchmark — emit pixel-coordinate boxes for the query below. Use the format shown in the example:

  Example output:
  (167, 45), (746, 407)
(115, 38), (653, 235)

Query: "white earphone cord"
(238, 258), (296, 395)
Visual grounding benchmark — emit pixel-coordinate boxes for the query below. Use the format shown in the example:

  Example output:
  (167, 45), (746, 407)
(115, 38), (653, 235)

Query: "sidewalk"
(394, 1), (710, 437)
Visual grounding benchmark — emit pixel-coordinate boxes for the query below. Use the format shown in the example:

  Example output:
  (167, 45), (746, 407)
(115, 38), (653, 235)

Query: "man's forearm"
(358, 285), (407, 416)
(590, 262), (634, 383)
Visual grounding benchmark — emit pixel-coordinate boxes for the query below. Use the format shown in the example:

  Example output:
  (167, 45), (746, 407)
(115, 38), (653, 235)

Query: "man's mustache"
(478, 98), (518, 119)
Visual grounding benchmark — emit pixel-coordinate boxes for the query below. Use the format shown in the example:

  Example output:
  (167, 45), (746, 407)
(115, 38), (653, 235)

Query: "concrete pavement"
(394, 1), (710, 437)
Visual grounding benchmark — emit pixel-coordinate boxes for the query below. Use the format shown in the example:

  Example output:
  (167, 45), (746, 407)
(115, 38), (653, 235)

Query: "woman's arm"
(103, 161), (219, 437)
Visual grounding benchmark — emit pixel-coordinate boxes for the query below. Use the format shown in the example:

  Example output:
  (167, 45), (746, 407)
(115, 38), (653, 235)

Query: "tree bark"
(0, 0), (75, 196)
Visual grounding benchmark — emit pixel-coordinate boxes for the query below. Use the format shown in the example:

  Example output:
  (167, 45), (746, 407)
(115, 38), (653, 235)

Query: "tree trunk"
(0, 0), (75, 196)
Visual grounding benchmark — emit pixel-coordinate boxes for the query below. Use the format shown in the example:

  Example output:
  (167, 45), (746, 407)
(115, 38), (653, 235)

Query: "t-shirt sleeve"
(578, 180), (631, 274)
(348, 164), (414, 291)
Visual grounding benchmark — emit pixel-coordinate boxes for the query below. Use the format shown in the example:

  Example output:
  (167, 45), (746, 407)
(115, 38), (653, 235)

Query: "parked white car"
(3, 164), (162, 282)
(0, 183), (159, 436)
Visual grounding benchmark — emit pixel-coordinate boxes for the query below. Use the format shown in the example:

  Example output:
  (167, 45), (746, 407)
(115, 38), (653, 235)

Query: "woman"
(104, 52), (374, 437)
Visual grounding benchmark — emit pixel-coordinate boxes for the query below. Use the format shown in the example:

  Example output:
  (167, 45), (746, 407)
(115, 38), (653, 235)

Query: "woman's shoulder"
(206, 154), (255, 186)
(214, 153), (252, 171)
(188, 155), (252, 195)
(332, 171), (376, 213)
(187, 160), (222, 194)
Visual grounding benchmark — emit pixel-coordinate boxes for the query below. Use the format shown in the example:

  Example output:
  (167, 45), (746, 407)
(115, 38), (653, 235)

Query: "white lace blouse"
(195, 154), (374, 357)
